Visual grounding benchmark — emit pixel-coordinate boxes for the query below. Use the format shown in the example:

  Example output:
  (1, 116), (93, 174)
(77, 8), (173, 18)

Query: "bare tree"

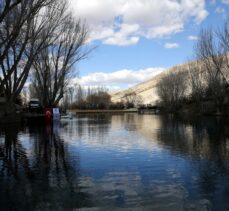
(195, 28), (226, 82)
(157, 67), (187, 111)
(195, 28), (228, 112)
(0, 0), (21, 24)
(0, 0), (56, 111)
(188, 61), (206, 103)
(123, 92), (142, 108)
(218, 22), (229, 79)
(0, 0), (53, 74)
(86, 91), (111, 109)
(31, 8), (89, 107)
(75, 84), (84, 104)
(70, 85), (111, 109)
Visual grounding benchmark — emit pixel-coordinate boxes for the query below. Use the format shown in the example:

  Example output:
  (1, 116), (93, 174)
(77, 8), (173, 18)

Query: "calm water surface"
(0, 114), (229, 211)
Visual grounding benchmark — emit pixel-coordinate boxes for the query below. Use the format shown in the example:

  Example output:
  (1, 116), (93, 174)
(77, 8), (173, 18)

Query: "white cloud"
(187, 35), (198, 41)
(146, 24), (184, 38)
(164, 43), (180, 48)
(103, 23), (140, 46)
(70, 0), (208, 46)
(71, 67), (165, 90)
(104, 36), (139, 46)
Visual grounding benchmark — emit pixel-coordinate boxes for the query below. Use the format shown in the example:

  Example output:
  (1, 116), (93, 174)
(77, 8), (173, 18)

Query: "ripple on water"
(0, 114), (229, 210)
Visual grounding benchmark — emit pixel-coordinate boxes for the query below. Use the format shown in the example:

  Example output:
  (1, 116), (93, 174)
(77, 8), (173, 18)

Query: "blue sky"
(69, 0), (229, 90)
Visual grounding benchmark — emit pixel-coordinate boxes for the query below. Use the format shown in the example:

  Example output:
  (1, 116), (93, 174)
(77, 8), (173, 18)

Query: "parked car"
(28, 98), (42, 113)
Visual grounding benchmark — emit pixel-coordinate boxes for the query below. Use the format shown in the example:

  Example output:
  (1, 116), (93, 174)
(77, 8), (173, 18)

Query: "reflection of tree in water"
(155, 115), (192, 155)
(110, 113), (142, 131)
(0, 122), (92, 211)
(76, 114), (112, 139)
(123, 113), (139, 131)
(157, 115), (229, 158)
(156, 115), (229, 210)
(188, 117), (229, 209)
(74, 114), (143, 138)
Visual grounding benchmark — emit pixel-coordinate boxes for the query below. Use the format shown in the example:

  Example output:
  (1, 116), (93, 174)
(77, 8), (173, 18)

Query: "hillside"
(111, 66), (178, 105)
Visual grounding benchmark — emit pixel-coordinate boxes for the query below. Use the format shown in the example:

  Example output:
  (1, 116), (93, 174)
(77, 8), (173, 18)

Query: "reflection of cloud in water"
(61, 115), (161, 152)
(77, 170), (211, 211)
(60, 114), (229, 161)
(1, 115), (228, 210)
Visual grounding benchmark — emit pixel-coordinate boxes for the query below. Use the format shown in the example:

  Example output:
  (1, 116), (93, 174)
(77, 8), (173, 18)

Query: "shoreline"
(70, 109), (138, 114)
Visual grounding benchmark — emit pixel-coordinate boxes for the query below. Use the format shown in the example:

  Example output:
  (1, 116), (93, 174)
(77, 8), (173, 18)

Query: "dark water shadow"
(0, 121), (93, 211)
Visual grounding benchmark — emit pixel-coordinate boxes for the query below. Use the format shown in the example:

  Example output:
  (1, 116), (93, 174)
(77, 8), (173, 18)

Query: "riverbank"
(71, 108), (138, 114)
(174, 100), (229, 117)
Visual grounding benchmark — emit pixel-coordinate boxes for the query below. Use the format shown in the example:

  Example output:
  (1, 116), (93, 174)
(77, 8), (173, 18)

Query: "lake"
(0, 114), (229, 211)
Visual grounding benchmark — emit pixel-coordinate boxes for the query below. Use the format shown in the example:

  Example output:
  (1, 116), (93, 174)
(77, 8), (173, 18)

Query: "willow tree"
(31, 11), (89, 107)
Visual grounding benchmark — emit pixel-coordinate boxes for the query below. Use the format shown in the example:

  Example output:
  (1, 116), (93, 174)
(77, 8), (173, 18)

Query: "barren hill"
(111, 65), (184, 105)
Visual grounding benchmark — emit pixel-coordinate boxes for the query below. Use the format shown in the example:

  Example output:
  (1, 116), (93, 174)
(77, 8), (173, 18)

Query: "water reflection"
(0, 114), (229, 210)
(0, 121), (92, 211)
(156, 116), (229, 157)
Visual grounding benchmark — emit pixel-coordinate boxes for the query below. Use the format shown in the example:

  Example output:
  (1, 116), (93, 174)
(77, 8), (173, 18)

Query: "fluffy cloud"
(72, 67), (164, 90)
(70, 0), (208, 45)
(164, 43), (180, 48)
(103, 24), (140, 46)
(187, 35), (198, 41)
